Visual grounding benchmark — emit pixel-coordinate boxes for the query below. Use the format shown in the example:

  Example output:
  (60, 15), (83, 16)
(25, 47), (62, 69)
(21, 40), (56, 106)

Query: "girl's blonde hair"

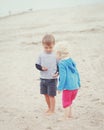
(55, 41), (70, 59)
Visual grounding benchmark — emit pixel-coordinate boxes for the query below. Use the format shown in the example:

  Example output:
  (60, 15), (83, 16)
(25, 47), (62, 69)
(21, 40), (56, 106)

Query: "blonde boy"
(35, 34), (58, 115)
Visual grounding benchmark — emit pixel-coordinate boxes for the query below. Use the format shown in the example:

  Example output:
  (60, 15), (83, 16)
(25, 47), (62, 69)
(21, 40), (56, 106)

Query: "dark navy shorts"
(40, 79), (57, 96)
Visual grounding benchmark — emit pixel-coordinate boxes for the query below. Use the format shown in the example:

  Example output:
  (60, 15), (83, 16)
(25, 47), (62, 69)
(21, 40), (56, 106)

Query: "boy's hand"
(42, 66), (48, 71)
(58, 90), (61, 94)
(53, 72), (59, 78)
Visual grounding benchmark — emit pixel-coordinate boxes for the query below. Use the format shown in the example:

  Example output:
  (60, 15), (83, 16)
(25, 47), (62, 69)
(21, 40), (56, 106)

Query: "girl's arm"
(77, 71), (81, 87)
(57, 63), (66, 91)
(76, 67), (81, 87)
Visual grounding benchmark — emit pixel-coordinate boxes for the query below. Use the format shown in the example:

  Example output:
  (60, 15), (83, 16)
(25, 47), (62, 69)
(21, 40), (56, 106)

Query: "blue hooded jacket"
(57, 58), (81, 91)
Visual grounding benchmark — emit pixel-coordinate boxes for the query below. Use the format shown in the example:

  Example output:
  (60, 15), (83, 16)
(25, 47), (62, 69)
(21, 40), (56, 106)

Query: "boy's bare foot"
(66, 116), (73, 120)
(68, 115), (73, 118)
(45, 111), (55, 116)
(45, 109), (50, 113)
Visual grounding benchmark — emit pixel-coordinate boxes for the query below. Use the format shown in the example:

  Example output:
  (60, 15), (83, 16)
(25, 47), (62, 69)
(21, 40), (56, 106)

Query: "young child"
(55, 42), (81, 120)
(35, 34), (58, 115)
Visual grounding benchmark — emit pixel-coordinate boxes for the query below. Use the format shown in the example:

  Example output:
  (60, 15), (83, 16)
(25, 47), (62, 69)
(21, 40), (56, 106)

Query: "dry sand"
(0, 3), (104, 130)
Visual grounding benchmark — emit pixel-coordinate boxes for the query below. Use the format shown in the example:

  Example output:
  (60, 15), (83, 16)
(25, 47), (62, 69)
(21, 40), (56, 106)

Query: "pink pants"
(62, 89), (78, 108)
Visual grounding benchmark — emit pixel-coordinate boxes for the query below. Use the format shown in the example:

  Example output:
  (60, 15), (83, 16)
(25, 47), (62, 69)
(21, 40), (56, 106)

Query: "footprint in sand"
(35, 116), (38, 119)
(24, 127), (29, 130)
(58, 108), (63, 112)
(82, 59), (85, 62)
(87, 81), (90, 83)
(46, 126), (52, 130)
(91, 98), (100, 102)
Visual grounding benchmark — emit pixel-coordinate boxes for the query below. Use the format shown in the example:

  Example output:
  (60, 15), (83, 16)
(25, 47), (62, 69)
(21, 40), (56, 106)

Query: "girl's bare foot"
(58, 116), (73, 121)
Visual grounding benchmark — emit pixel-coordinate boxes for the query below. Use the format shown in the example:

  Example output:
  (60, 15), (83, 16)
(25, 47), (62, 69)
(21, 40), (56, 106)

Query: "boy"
(35, 34), (58, 115)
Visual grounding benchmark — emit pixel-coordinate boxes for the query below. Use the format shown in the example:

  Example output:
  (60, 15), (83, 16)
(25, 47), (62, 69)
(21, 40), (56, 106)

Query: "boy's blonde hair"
(55, 41), (70, 59)
(42, 34), (55, 45)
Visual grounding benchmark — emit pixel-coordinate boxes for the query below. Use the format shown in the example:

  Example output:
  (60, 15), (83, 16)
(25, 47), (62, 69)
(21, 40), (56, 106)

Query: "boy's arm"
(53, 65), (59, 78)
(57, 63), (66, 91)
(35, 55), (43, 71)
(56, 60), (59, 73)
(56, 65), (59, 73)
(54, 65), (59, 74)
(35, 64), (48, 71)
(53, 58), (59, 78)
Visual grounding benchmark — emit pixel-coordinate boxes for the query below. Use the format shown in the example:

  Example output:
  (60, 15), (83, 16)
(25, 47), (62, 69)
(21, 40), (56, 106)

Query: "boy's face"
(43, 43), (54, 53)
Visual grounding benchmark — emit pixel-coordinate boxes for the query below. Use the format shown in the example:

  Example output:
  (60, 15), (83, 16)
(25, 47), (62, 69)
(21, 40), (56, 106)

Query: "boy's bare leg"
(44, 94), (50, 112)
(50, 96), (55, 113)
(46, 96), (55, 115)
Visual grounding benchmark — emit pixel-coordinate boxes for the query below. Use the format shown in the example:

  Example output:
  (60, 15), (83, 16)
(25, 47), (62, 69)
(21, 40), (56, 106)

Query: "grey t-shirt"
(36, 51), (57, 79)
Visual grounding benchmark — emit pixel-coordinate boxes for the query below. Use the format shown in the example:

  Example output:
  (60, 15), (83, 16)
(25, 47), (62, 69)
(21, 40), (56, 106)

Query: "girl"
(55, 42), (81, 120)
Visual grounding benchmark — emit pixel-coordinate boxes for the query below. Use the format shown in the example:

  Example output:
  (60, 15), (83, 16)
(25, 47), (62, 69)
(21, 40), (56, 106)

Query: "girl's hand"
(42, 66), (48, 71)
(58, 90), (61, 94)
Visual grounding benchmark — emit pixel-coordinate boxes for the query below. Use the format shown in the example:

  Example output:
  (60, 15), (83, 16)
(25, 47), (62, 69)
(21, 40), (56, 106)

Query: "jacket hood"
(61, 58), (76, 73)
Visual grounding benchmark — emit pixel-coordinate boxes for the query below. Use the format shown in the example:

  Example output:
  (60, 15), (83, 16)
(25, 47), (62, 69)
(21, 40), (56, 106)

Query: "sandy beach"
(0, 3), (104, 130)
